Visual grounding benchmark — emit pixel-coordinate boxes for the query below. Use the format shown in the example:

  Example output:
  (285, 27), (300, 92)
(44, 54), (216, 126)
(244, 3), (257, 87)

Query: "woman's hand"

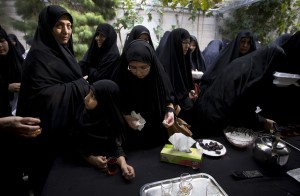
(264, 119), (276, 133)
(123, 114), (139, 130)
(162, 112), (174, 128)
(0, 116), (41, 138)
(8, 83), (21, 93)
(121, 164), (135, 180)
(85, 155), (108, 169)
(118, 156), (135, 180)
(189, 90), (198, 101)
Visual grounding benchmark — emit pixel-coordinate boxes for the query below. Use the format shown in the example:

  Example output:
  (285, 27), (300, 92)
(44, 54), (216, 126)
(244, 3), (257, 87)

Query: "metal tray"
(140, 173), (228, 196)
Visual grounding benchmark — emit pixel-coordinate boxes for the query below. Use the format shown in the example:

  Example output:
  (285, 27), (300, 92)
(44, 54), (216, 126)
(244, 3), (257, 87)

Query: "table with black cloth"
(41, 136), (300, 196)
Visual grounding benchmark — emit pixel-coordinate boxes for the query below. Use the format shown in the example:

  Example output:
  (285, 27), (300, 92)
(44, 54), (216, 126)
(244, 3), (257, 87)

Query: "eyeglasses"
(127, 65), (150, 73)
(182, 41), (191, 45)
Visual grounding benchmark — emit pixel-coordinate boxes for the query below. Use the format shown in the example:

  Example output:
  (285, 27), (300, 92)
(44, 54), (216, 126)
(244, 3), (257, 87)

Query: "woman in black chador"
(0, 26), (23, 117)
(259, 31), (300, 125)
(0, 26), (29, 196)
(8, 33), (26, 57)
(190, 35), (206, 72)
(123, 25), (154, 51)
(17, 5), (89, 195)
(155, 30), (170, 56)
(74, 80), (135, 180)
(157, 28), (197, 124)
(193, 45), (284, 138)
(202, 39), (225, 71)
(79, 23), (120, 83)
(112, 40), (175, 150)
(200, 30), (256, 94)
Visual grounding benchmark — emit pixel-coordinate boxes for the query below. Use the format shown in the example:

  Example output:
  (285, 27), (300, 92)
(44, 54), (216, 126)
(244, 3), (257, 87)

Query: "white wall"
(112, 8), (219, 52)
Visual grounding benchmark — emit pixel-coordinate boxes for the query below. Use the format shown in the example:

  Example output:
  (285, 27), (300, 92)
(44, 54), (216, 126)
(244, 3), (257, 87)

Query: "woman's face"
(182, 38), (190, 55)
(189, 40), (196, 53)
(138, 34), (150, 42)
(84, 89), (98, 110)
(52, 15), (72, 45)
(95, 32), (106, 48)
(239, 37), (251, 54)
(128, 61), (150, 79)
(0, 38), (9, 56)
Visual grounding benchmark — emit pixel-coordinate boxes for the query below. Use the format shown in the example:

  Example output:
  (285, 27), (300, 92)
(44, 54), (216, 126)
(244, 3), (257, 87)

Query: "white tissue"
(131, 111), (146, 131)
(168, 132), (196, 152)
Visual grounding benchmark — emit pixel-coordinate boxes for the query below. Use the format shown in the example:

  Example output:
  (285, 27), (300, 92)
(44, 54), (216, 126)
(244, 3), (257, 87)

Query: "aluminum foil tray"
(140, 173), (228, 196)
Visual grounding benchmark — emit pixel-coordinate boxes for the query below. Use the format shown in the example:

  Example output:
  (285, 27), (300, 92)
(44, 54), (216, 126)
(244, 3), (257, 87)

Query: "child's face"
(84, 89), (98, 110)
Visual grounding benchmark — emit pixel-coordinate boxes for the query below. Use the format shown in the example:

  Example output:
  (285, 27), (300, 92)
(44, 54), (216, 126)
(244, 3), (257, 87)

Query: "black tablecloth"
(41, 136), (300, 196)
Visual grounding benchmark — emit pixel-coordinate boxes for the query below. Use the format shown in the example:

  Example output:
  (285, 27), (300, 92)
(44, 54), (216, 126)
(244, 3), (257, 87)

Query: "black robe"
(112, 40), (175, 150)
(155, 30), (170, 56)
(16, 5), (89, 195)
(0, 26), (28, 196)
(79, 23), (120, 83)
(123, 25), (154, 51)
(259, 31), (300, 125)
(157, 28), (194, 112)
(193, 45), (286, 138)
(202, 39), (224, 72)
(190, 35), (206, 72)
(8, 33), (26, 57)
(17, 5), (89, 134)
(0, 26), (23, 117)
(201, 30), (257, 94)
(74, 80), (126, 158)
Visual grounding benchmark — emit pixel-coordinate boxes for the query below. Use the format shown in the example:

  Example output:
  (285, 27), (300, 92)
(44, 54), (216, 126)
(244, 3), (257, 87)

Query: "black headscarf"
(155, 30), (170, 55)
(123, 25), (154, 51)
(75, 80), (126, 157)
(194, 45), (286, 137)
(15, 6), (89, 195)
(157, 28), (194, 110)
(17, 5), (89, 134)
(190, 35), (206, 72)
(113, 39), (174, 119)
(79, 23), (120, 83)
(272, 33), (292, 47)
(112, 39), (174, 149)
(0, 26), (23, 117)
(202, 39), (224, 71)
(8, 33), (26, 56)
(280, 31), (300, 74)
(201, 30), (256, 94)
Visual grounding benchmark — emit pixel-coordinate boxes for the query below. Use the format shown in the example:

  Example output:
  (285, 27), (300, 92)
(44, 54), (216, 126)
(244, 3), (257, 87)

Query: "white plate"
(196, 139), (226, 157)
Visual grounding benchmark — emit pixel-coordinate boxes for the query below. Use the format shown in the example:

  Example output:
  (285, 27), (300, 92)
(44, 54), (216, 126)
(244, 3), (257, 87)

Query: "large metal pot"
(253, 135), (290, 167)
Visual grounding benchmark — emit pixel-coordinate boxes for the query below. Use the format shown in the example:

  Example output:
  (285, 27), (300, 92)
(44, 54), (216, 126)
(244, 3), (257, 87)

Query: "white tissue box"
(160, 144), (202, 169)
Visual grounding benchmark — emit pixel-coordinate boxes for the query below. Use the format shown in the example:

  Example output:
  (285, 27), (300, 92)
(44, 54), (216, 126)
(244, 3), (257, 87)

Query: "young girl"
(74, 79), (135, 180)
(112, 40), (175, 150)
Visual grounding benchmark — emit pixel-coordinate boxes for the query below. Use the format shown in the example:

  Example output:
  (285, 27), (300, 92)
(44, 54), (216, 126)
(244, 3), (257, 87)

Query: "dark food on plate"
(197, 139), (224, 154)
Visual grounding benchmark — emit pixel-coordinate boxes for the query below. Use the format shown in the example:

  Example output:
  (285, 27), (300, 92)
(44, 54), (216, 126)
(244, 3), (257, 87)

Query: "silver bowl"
(223, 126), (257, 148)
